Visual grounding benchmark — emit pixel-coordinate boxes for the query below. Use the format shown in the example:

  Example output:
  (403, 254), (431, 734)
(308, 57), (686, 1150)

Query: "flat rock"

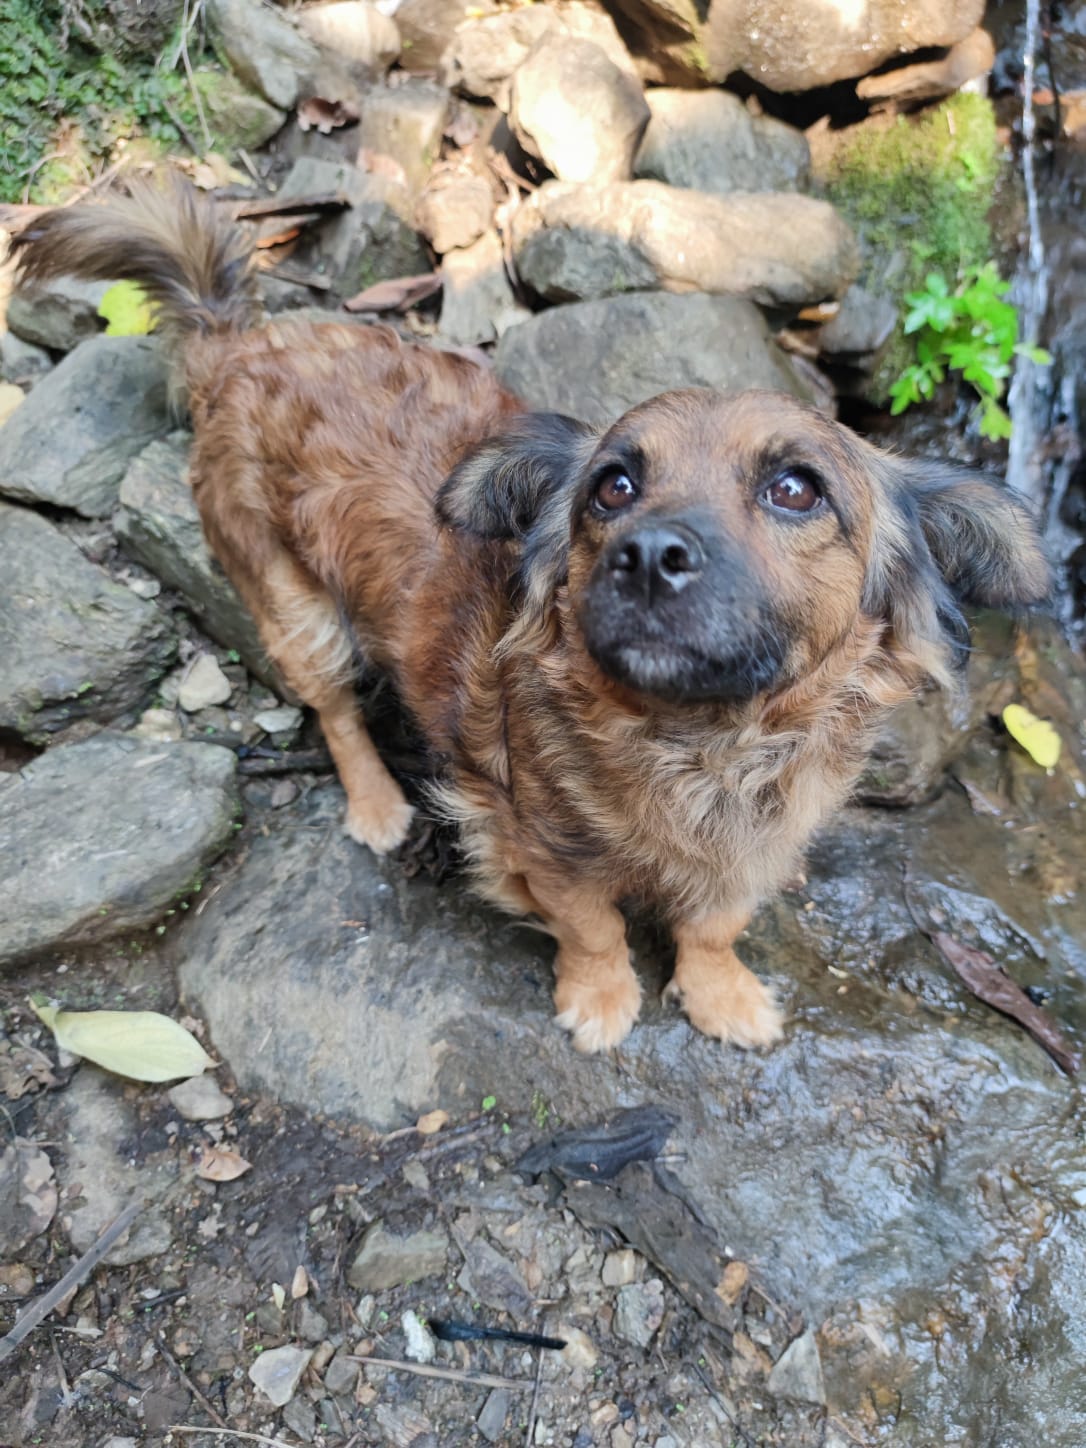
(115, 433), (273, 686)
(613, 1279), (665, 1348)
(207, 0), (321, 109)
(0, 733), (238, 966)
(249, 1344), (313, 1407)
(494, 291), (818, 427)
(0, 335), (170, 517)
(768, 1327), (826, 1406)
(0, 503), (175, 744)
(511, 180), (857, 309)
(6, 276), (110, 353)
(635, 88), (809, 195)
(358, 78), (449, 198)
(439, 230), (525, 347)
(347, 1221), (449, 1291)
(167, 1075), (234, 1121)
(510, 35), (649, 184)
(456, 1236), (532, 1316)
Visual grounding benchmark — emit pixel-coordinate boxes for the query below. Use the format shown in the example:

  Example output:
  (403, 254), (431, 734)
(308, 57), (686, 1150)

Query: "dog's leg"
(316, 691), (415, 853)
(522, 873), (642, 1053)
(664, 911), (783, 1048)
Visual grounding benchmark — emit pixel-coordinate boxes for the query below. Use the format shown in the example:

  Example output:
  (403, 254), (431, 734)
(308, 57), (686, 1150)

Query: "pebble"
(167, 1075), (234, 1122)
(253, 704), (303, 734)
(558, 1325), (598, 1370)
(323, 1348), (360, 1397)
(248, 1343), (313, 1407)
(178, 653), (233, 711)
(602, 1248), (638, 1287)
(298, 1299), (330, 1343)
(477, 1387), (510, 1442)
(402, 1308), (436, 1363)
(347, 1222), (448, 1292)
(613, 1279), (665, 1348)
(767, 1326), (827, 1406)
(132, 706), (183, 742)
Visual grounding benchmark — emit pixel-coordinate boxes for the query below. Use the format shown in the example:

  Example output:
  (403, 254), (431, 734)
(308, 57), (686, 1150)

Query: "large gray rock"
(358, 79), (449, 198)
(0, 733), (238, 965)
(0, 503), (176, 744)
(510, 35), (649, 185)
(0, 335), (170, 517)
(207, 0), (321, 109)
(511, 180), (858, 309)
(115, 434), (274, 687)
(6, 277), (110, 353)
(0, 330), (53, 389)
(494, 291), (817, 426)
(634, 88), (809, 195)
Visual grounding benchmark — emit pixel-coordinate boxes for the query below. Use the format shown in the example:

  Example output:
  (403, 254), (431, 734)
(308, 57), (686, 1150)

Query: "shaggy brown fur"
(12, 177), (1051, 1053)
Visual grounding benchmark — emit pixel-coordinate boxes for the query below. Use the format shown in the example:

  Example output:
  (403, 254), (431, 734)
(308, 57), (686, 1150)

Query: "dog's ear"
(436, 412), (599, 539)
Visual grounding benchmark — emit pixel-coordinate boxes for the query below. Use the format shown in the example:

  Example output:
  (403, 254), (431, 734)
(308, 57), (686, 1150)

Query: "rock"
(0, 382), (24, 426)
(817, 284), (898, 363)
(323, 1349), (360, 1396)
(207, 0), (321, 109)
(58, 1067), (176, 1264)
(443, 7), (558, 103)
(613, 1279), (664, 1348)
(115, 433), (273, 687)
(439, 230), (524, 347)
(0, 734), (238, 966)
(634, 89), (809, 195)
(0, 330), (53, 389)
(193, 68), (287, 152)
(457, 1236), (532, 1316)
(0, 503), (175, 744)
(510, 36), (649, 185)
(358, 78), (449, 198)
(602, 1248), (638, 1287)
(394, 0), (498, 72)
(477, 1388), (510, 1442)
(253, 705), (302, 735)
(0, 1140), (57, 1254)
(858, 25), (996, 104)
(6, 277), (110, 353)
(178, 654), (233, 712)
(0, 335), (170, 517)
(416, 175), (493, 255)
(281, 1397), (317, 1443)
(511, 180), (857, 309)
(297, 1), (400, 77)
(167, 1075), (234, 1122)
(298, 1299), (330, 1343)
(494, 292), (818, 427)
(248, 1343), (313, 1407)
(402, 1308), (436, 1362)
(767, 1328), (826, 1406)
(346, 1221), (448, 1291)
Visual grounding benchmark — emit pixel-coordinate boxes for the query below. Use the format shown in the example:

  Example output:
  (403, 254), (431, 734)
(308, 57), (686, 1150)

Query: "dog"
(11, 178), (1050, 1053)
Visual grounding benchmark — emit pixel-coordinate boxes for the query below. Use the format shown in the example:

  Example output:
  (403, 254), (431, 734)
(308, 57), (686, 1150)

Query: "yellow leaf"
(98, 280), (156, 336)
(194, 1145), (252, 1182)
(30, 1000), (215, 1082)
(1002, 703), (1061, 770)
(415, 1108), (449, 1135)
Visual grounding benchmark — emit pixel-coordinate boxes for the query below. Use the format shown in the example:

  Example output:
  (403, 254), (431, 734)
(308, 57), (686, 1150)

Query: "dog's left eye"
(593, 470), (639, 513)
(762, 470), (823, 514)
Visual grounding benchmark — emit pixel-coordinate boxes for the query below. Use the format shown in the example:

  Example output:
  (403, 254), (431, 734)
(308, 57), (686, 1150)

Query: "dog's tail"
(9, 174), (260, 396)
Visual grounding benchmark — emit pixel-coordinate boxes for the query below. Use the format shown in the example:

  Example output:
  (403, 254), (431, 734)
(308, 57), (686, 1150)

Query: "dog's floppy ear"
(436, 412), (598, 539)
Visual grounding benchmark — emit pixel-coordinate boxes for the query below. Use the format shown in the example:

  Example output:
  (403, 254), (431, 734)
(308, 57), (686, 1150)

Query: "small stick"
(169, 1429), (294, 1448)
(524, 1348), (545, 1445)
(351, 1355), (534, 1391)
(0, 1201), (142, 1364)
(158, 1331), (228, 1428)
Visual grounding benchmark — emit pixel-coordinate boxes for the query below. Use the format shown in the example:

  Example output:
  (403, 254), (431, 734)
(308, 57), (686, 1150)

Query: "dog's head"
(436, 390), (1050, 703)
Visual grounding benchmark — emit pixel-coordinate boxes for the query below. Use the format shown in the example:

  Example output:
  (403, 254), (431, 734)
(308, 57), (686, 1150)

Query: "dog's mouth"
(583, 630), (786, 704)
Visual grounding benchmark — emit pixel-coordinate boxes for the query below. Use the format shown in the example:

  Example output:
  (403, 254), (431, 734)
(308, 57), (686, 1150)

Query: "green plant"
(889, 264), (1050, 440)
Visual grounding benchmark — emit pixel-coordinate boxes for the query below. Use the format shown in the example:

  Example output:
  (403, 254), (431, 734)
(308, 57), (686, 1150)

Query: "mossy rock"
(816, 93), (1001, 400)
(193, 68), (287, 152)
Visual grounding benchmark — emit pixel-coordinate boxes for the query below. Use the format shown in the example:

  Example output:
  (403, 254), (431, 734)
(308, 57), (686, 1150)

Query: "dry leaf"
(415, 1108), (449, 1136)
(0, 1139), (58, 1252)
(0, 1040), (58, 1099)
(194, 1144), (252, 1182)
(343, 272), (441, 313)
(298, 96), (360, 133)
(30, 1000), (215, 1083)
(1002, 703), (1061, 769)
(715, 1259), (749, 1306)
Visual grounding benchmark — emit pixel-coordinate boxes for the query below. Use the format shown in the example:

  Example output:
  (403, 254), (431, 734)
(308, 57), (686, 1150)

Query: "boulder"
(0, 335), (170, 517)
(634, 88), (809, 195)
(510, 35), (649, 184)
(6, 277), (110, 353)
(193, 68), (287, 151)
(493, 291), (817, 425)
(296, 1), (400, 77)
(358, 79), (450, 198)
(0, 502), (175, 744)
(438, 230), (525, 346)
(207, 0), (321, 109)
(0, 733), (237, 965)
(511, 179), (858, 309)
(115, 434), (274, 686)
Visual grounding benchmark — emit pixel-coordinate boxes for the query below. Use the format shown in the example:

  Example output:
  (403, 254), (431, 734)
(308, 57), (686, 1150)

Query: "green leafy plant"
(889, 264), (1050, 440)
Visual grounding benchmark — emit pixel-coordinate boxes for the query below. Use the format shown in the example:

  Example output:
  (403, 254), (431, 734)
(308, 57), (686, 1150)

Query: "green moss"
(820, 93), (1001, 399)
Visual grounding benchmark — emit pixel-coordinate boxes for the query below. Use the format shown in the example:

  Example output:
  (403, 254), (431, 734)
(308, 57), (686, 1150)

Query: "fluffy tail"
(10, 174), (261, 391)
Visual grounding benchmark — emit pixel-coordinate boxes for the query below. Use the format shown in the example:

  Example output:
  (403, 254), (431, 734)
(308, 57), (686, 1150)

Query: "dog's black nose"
(607, 524), (704, 601)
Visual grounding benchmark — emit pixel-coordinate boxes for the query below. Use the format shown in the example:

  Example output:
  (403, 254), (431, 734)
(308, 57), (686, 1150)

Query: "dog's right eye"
(593, 471), (638, 513)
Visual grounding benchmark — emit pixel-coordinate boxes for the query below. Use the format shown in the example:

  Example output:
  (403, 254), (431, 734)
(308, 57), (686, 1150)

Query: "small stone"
(248, 1343), (313, 1407)
(402, 1159), (430, 1191)
(324, 1348), (360, 1397)
(347, 1221), (448, 1292)
(178, 655), (233, 712)
(193, 68), (287, 150)
(457, 1236), (532, 1316)
(417, 176), (494, 255)
(299, 1299), (330, 1343)
(0, 329), (53, 388)
(613, 1279), (664, 1349)
(282, 1394), (317, 1442)
(767, 1327), (826, 1406)
(611, 1428), (635, 1448)
(253, 705), (302, 734)
(402, 1308), (436, 1363)
(601, 1249), (637, 1287)
(102, 1438), (139, 1448)
(167, 1075), (234, 1122)
(270, 777), (300, 808)
(477, 1387), (510, 1442)
(716, 1259), (749, 1306)
(133, 707), (182, 744)
(558, 1326), (598, 1370)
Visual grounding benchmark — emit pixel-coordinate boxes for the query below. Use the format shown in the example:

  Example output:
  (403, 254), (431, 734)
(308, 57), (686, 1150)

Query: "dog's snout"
(607, 524), (704, 600)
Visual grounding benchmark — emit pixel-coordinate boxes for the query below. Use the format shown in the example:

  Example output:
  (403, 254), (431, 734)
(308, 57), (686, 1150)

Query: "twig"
(158, 1331), (228, 1428)
(234, 192), (352, 221)
(351, 1355), (534, 1391)
(179, 0), (212, 152)
(524, 1347), (545, 1445)
(0, 1202), (143, 1364)
(169, 1429), (294, 1448)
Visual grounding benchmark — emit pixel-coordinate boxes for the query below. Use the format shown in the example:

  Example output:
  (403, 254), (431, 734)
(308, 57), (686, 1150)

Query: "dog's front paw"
(554, 970), (642, 1054)
(663, 968), (783, 1049)
(344, 790), (414, 855)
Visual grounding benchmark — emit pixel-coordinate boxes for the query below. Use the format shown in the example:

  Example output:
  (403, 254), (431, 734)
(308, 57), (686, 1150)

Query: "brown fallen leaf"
(358, 148), (408, 186)
(343, 272), (442, 313)
(193, 1144), (252, 1182)
(415, 1108), (449, 1136)
(0, 1040), (58, 1099)
(297, 96), (360, 133)
(932, 931), (1080, 1076)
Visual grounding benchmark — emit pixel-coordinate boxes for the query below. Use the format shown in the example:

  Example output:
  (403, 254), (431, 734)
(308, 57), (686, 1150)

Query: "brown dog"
(12, 179), (1050, 1053)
